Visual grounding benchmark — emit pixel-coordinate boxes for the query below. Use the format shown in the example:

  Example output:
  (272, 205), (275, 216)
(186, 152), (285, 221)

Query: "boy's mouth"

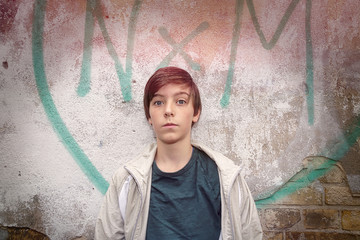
(163, 123), (178, 127)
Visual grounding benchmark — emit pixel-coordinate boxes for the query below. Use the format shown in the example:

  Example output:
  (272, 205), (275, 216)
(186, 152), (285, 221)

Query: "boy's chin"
(156, 136), (188, 145)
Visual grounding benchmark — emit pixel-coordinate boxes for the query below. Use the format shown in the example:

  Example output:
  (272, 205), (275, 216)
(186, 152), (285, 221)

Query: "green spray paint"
(76, 0), (95, 97)
(256, 116), (360, 206)
(32, 0), (109, 194)
(324, 116), (360, 161)
(247, 0), (301, 50)
(77, 0), (143, 101)
(220, 0), (244, 108)
(305, 0), (314, 125)
(157, 22), (209, 71)
(221, 0), (315, 126)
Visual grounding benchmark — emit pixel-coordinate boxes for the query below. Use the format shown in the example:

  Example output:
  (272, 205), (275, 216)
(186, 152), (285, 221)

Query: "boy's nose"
(164, 103), (174, 117)
(164, 111), (174, 117)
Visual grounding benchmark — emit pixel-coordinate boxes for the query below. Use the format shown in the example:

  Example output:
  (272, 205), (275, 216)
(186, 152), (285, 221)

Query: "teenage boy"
(95, 67), (263, 239)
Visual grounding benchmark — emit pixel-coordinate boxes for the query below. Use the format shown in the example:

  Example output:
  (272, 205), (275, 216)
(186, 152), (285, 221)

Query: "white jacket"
(95, 142), (263, 239)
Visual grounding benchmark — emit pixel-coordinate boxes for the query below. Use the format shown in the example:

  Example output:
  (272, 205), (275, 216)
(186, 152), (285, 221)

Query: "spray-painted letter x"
(157, 22), (209, 71)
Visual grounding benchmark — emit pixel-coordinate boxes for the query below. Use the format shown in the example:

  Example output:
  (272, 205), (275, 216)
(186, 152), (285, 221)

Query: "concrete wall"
(0, 0), (359, 239)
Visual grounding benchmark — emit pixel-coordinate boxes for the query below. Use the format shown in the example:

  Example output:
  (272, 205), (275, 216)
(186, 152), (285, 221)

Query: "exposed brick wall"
(258, 161), (360, 240)
(0, 226), (49, 240)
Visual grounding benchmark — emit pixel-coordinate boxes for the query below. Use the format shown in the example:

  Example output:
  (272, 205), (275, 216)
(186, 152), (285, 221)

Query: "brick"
(264, 208), (301, 230)
(302, 156), (333, 170)
(304, 209), (340, 229)
(257, 209), (266, 230)
(287, 168), (309, 183)
(342, 210), (360, 231)
(286, 232), (360, 240)
(274, 185), (323, 206)
(0, 227), (8, 240)
(6, 227), (50, 240)
(325, 185), (360, 205)
(319, 164), (347, 184)
(263, 231), (283, 240)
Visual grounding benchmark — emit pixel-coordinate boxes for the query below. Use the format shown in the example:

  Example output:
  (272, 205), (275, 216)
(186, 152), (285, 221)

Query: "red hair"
(143, 67), (202, 122)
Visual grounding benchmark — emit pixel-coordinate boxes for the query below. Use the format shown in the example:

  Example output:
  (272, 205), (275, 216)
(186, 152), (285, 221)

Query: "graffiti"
(256, 115), (360, 205)
(31, 0), (358, 202)
(32, 0), (109, 194)
(220, 0), (244, 109)
(77, 0), (143, 101)
(220, 0), (314, 126)
(76, 0), (94, 98)
(305, 0), (314, 125)
(157, 22), (209, 71)
(75, 0), (314, 124)
(77, 0), (208, 99)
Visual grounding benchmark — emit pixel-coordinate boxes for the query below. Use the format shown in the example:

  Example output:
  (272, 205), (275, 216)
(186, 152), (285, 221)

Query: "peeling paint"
(0, 195), (44, 233)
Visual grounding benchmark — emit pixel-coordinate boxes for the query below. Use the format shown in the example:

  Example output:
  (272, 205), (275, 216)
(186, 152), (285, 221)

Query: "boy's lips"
(163, 123), (178, 127)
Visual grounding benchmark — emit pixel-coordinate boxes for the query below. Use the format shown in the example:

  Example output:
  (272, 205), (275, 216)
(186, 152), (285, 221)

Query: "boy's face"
(148, 83), (200, 145)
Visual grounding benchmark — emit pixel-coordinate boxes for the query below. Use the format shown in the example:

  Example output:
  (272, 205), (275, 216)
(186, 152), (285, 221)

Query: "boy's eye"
(153, 101), (163, 106)
(177, 99), (186, 105)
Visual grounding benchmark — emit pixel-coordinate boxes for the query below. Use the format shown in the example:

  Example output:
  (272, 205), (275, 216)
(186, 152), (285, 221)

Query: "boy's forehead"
(154, 83), (191, 95)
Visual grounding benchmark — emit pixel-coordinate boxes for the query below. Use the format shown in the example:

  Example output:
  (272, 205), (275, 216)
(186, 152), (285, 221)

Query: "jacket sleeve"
(237, 174), (263, 240)
(95, 173), (126, 240)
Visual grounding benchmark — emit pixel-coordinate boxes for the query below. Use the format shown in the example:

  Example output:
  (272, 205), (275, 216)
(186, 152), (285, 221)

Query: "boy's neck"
(155, 139), (193, 173)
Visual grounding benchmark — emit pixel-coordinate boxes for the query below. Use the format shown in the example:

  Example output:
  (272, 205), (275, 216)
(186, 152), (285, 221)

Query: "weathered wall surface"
(259, 161), (360, 239)
(0, 0), (359, 239)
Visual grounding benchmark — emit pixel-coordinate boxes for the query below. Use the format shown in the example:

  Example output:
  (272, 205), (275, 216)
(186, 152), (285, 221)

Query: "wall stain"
(0, 0), (20, 34)
(0, 121), (16, 137)
(0, 195), (46, 235)
(2, 61), (8, 69)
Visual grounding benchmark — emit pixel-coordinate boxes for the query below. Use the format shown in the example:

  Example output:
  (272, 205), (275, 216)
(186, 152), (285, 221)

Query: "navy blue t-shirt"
(145, 147), (221, 240)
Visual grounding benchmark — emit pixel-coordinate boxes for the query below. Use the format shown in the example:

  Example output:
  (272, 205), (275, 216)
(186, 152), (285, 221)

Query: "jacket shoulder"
(109, 165), (131, 190)
(110, 143), (156, 188)
(192, 142), (240, 168)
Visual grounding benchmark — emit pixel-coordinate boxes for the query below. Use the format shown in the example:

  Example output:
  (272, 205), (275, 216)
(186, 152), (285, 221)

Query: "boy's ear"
(192, 109), (200, 123)
(148, 118), (152, 125)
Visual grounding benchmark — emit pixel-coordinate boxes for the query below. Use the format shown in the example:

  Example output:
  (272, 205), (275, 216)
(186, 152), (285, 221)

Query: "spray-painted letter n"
(77, 0), (143, 102)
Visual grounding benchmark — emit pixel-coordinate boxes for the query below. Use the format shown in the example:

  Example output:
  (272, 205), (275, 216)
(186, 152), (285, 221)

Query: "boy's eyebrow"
(153, 91), (190, 98)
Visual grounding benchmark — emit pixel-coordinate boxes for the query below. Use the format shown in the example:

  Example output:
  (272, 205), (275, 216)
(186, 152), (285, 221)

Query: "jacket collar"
(124, 143), (157, 187)
(191, 141), (242, 198)
(125, 141), (242, 198)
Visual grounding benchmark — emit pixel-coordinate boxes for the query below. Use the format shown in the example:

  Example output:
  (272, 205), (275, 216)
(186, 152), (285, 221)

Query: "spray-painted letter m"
(77, 0), (143, 101)
(221, 0), (314, 125)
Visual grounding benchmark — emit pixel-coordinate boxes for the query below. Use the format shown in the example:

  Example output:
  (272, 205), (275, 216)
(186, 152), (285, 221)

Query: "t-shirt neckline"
(152, 147), (197, 177)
